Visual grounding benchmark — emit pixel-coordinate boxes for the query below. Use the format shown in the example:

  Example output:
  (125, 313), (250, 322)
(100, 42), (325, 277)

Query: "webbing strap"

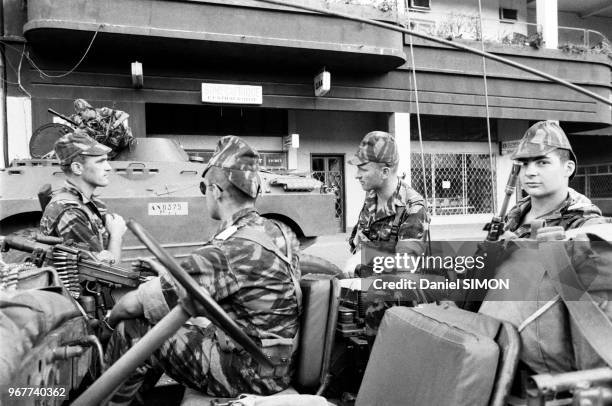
(541, 242), (612, 367)
(389, 206), (407, 241)
(232, 226), (302, 315)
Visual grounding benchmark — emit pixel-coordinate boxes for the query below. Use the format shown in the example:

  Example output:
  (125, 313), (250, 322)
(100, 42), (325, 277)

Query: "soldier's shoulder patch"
(214, 225), (238, 241)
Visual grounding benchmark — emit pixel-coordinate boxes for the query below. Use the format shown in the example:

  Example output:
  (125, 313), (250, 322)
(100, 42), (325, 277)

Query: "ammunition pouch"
(216, 330), (297, 379)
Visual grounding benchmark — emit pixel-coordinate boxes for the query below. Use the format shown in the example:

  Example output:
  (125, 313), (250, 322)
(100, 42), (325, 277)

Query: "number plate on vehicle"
(148, 202), (188, 216)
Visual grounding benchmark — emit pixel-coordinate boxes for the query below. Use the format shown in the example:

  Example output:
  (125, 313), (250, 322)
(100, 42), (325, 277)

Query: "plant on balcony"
(435, 12), (481, 41)
(559, 39), (612, 59)
(528, 31), (544, 49)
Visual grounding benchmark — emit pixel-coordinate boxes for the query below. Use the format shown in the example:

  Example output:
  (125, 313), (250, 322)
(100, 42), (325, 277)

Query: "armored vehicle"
(0, 129), (337, 265)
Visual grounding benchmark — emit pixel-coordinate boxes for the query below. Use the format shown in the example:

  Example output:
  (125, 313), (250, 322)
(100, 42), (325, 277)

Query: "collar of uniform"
(64, 180), (90, 203)
(216, 207), (258, 234)
(63, 180), (107, 213)
(510, 189), (577, 227)
(365, 178), (405, 219)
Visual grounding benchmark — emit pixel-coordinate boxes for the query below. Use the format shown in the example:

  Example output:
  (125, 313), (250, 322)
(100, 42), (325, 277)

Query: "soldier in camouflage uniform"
(347, 131), (429, 342)
(39, 131), (127, 262)
(504, 120), (602, 239)
(70, 98), (135, 157)
(104, 135), (301, 405)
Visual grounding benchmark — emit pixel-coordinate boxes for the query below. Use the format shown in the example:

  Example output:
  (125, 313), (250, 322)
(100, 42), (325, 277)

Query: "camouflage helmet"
(512, 121), (576, 162)
(54, 130), (112, 165)
(202, 135), (261, 198)
(348, 131), (399, 166)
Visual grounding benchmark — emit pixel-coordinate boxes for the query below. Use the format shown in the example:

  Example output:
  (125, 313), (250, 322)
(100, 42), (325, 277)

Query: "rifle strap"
(541, 242), (612, 367)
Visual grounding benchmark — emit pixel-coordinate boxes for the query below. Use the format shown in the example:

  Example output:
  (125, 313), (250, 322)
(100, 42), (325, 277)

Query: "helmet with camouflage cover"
(202, 135), (261, 198)
(512, 121), (577, 179)
(54, 130), (112, 165)
(348, 131), (399, 167)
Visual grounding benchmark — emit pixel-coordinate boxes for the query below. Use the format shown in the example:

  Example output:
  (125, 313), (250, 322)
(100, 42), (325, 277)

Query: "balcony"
(23, 0), (407, 72)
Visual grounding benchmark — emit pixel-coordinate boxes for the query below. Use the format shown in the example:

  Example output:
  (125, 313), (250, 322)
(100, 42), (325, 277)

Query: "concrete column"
(6, 96), (32, 161)
(536, 0), (558, 49)
(287, 147), (298, 170)
(388, 112), (411, 183)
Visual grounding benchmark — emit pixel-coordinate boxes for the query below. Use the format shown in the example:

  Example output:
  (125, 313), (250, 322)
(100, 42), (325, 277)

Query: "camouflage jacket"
(505, 188), (602, 238)
(39, 181), (109, 251)
(349, 178), (428, 252)
(135, 208), (301, 393)
(138, 207), (301, 340)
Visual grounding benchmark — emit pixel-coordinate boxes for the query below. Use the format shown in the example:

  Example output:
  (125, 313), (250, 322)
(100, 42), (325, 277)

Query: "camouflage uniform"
(506, 120), (602, 238)
(39, 132), (112, 252)
(505, 188), (602, 238)
(40, 181), (110, 251)
(347, 131), (428, 342)
(348, 131), (428, 253)
(70, 99), (134, 157)
(105, 136), (301, 404)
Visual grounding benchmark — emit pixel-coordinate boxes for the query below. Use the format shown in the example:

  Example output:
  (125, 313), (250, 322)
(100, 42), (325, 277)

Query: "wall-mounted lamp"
(131, 61), (143, 89)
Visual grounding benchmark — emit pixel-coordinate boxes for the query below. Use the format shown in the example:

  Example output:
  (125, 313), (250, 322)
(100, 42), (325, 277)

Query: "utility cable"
(477, 0), (497, 215)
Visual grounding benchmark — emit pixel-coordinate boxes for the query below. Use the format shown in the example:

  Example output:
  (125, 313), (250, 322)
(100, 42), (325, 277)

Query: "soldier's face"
(355, 162), (387, 191)
(518, 153), (574, 199)
(78, 155), (111, 187)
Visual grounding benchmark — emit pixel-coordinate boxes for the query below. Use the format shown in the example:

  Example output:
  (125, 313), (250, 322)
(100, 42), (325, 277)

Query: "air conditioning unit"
(499, 7), (518, 21)
(409, 0), (431, 11)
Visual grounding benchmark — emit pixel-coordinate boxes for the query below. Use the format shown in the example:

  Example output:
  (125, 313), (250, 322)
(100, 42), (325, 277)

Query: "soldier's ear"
(564, 160), (576, 178)
(70, 161), (83, 176)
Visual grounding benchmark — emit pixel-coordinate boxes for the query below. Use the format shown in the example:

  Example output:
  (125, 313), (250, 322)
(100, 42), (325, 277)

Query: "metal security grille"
(311, 155), (345, 231)
(411, 153), (496, 215)
(570, 163), (612, 198)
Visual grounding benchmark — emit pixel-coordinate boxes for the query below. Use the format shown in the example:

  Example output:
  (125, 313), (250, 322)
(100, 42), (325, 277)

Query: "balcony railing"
(324, 0), (610, 55)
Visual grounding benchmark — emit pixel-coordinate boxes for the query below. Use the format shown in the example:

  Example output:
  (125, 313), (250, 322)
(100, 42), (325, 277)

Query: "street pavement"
(303, 222), (488, 269)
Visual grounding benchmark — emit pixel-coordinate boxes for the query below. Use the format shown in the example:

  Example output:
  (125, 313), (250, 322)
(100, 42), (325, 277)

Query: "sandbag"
(356, 305), (501, 406)
(480, 224), (612, 373)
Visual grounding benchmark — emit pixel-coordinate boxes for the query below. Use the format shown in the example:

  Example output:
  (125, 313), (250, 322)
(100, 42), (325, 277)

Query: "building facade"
(1, 0), (611, 231)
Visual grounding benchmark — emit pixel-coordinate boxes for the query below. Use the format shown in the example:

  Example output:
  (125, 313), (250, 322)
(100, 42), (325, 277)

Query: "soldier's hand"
(343, 251), (362, 278)
(499, 230), (518, 241)
(536, 226), (566, 241)
(106, 213), (127, 237)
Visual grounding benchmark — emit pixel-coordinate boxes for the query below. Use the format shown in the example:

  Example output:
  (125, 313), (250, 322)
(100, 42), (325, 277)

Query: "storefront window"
(411, 153), (496, 215)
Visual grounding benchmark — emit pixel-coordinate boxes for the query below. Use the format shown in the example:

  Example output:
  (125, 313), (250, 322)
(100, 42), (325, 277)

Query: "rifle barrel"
(48, 108), (79, 127)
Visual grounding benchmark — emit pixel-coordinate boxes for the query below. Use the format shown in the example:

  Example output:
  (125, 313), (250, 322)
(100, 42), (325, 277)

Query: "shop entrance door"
(311, 155), (345, 232)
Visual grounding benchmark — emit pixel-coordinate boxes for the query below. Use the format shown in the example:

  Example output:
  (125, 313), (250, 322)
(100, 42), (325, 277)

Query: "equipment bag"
(480, 224), (612, 373)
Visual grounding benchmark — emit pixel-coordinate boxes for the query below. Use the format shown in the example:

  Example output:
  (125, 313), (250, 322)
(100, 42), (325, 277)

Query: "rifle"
(48, 108), (101, 138)
(1, 234), (155, 317)
(482, 163), (521, 241)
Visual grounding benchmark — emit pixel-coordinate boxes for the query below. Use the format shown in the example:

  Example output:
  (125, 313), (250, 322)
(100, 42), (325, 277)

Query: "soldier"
(40, 131), (127, 262)
(104, 135), (301, 404)
(504, 120), (602, 238)
(347, 131), (428, 258)
(346, 131), (429, 342)
(70, 98), (135, 157)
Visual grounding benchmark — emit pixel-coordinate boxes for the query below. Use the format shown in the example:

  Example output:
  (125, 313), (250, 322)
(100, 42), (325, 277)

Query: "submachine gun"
(1, 234), (155, 321)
